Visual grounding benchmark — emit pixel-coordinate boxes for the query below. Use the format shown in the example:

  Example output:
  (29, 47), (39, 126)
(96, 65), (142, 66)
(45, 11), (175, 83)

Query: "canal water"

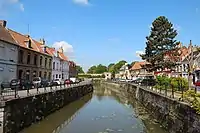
(21, 84), (167, 133)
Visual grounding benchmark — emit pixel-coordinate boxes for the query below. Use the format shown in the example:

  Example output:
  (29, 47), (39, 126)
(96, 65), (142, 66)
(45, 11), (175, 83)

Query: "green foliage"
(76, 65), (84, 74)
(155, 76), (188, 91)
(171, 77), (188, 91)
(183, 90), (200, 114)
(87, 64), (107, 74)
(78, 74), (104, 78)
(142, 16), (180, 71)
(87, 66), (97, 74)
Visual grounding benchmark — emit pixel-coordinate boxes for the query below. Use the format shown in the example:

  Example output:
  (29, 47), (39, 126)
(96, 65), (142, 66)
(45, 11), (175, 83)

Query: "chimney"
(40, 38), (45, 45)
(0, 20), (7, 27)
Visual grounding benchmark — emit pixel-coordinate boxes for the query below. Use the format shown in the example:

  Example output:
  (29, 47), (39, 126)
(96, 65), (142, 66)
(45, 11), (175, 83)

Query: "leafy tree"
(141, 16), (180, 71)
(114, 60), (127, 73)
(87, 64), (108, 74)
(76, 65), (84, 74)
(108, 63), (115, 72)
(95, 64), (108, 74)
(87, 66), (97, 74)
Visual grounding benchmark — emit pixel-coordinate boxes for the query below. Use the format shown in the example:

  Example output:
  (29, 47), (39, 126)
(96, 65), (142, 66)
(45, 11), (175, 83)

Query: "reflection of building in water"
(52, 96), (92, 133)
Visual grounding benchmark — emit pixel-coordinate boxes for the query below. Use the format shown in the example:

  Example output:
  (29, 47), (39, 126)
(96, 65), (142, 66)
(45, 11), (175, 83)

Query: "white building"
(46, 47), (69, 80)
(0, 20), (18, 84)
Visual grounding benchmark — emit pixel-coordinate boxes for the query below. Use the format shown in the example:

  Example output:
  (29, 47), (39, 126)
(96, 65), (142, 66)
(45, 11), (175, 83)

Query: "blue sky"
(1, 0), (200, 71)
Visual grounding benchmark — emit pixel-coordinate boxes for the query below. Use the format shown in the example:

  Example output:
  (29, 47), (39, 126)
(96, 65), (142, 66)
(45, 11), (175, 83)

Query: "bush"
(154, 76), (188, 91)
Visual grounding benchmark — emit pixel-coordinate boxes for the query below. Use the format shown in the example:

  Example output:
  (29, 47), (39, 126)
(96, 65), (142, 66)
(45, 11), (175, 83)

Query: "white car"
(53, 79), (64, 85)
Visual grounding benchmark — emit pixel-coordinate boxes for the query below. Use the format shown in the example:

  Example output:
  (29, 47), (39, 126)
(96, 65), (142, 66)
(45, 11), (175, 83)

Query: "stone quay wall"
(1, 84), (93, 133)
(102, 81), (200, 133)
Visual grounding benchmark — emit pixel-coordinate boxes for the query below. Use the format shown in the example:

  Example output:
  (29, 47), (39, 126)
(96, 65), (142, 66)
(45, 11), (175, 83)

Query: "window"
(44, 72), (47, 78)
(39, 71), (42, 77)
(19, 50), (24, 63)
(26, 70), (30, 80)
(53, 62), (55, 70)
(49, 72), (51, 80)
(18, 70), (23, 79)
(45, 58), (47, 68)
(56, 74), (58, 78)
(27, 53), (31, 64)
(59, 75), (61, 78)
(34, 55), (37, 65)
(33, 71), (36, 77)
(49, 59), (52, 68)
(40, 56), (43, 66)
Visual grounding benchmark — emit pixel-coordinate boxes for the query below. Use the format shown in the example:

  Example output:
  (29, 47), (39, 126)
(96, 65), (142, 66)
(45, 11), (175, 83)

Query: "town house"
(0, 20), (18, 84)
(8, 30), (52, 80)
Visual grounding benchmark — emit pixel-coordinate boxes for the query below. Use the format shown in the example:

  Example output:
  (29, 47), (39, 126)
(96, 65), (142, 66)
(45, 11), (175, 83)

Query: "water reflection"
(21, 94), (92, 133)
(22, 84), (167, 133)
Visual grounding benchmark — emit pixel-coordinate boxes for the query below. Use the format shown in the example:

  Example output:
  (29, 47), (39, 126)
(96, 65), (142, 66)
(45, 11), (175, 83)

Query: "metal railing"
(0, 80), (92, 101)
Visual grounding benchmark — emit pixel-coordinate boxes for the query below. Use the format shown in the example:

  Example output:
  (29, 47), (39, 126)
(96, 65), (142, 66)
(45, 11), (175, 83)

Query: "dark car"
(1, 81), (10, 90)
(41, 78), (51, 87)
(10, 79), (33, 90)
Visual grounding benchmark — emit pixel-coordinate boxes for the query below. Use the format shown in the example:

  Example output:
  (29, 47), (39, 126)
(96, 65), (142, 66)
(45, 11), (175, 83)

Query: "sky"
(1, 0), (200, 71)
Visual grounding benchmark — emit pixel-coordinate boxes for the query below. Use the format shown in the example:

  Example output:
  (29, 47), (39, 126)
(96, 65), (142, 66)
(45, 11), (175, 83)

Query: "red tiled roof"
(0, 25), (17, 44)
(58, 52), (68, 61)
(8, 29), (40, 52)
(46, 47), (56, 56)
(130, 61), (148, 70)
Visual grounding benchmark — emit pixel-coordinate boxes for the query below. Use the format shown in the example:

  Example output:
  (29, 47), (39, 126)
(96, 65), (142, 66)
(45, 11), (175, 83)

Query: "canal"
(21, 84), (167, 133)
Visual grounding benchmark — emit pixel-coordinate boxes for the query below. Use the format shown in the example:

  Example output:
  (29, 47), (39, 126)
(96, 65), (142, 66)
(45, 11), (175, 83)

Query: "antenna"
(28, 24), (30, 35)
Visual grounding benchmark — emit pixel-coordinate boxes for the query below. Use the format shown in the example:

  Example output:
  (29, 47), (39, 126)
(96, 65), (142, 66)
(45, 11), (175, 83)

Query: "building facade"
(9, 30), (52, 80)
(69, 61), (77, 78)
(0, 20), (18, 84)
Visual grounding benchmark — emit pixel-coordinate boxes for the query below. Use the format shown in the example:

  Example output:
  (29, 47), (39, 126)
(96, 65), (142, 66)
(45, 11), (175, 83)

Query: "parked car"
(32, 77), (42, 88)
(1, 81), (10, 90)
(65, 79), (73, 85)
(52, 79), (64, 86)
(41, 78), (52, 87)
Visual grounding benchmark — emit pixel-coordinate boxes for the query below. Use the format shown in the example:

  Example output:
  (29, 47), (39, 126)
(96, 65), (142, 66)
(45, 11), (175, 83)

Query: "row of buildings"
(108, 42), (200, 81)
(0, 20), (77, 84)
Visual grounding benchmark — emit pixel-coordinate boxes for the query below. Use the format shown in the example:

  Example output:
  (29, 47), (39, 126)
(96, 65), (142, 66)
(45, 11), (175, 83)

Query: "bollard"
(37, 84), (39, 94)
(27, 85), (29, 96)
(15, 85), (17, 98)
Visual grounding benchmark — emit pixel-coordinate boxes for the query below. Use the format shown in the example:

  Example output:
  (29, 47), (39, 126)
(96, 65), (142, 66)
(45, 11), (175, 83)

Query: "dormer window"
(25, 39), (32, 48)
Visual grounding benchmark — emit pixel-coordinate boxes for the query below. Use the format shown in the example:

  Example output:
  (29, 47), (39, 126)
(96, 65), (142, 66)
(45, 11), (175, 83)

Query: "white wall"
(0, 40), (18, 83)
(52, 56), (62, 79)
(62, 61), (69, 79)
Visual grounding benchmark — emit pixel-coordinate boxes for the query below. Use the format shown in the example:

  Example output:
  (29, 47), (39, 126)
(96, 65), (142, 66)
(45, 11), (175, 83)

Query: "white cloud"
(136, 51), (144, 58)
(0, 0), (24, 14)
(73, 0), (89, 5)
(52, 41), (74, 58)
(19, 3), (24, 11)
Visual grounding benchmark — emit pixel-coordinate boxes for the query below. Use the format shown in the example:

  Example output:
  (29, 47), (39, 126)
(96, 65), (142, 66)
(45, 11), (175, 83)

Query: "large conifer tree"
(142, 16), (180, 71)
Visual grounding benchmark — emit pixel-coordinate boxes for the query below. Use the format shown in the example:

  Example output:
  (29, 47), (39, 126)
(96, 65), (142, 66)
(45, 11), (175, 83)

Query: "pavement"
(0, 80), (92, 101)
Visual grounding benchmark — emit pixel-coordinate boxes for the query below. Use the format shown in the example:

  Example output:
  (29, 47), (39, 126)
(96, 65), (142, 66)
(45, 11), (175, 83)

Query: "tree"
(87, 66), (97, 74)
(95, 64), (108, 74)
(114, 60), (127, 73)
(141, 16), (180, 72)
(76, 65), (84, 74)
(87, 64), (108, 74)
(108, 63), (115, 72)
